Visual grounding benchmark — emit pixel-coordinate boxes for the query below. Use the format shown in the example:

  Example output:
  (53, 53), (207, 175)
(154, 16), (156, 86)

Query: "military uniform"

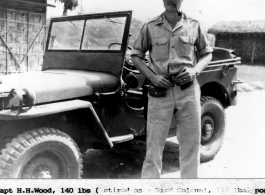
(131, 13), (213, 178)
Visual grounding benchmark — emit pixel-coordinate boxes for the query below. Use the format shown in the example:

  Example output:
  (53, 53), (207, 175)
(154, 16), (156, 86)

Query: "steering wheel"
(108, 43), (133, 52)
(108, 42), (122, 50)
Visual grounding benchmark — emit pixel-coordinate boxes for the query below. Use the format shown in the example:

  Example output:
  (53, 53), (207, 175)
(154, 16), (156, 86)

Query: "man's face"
(163, 0), (183, 12)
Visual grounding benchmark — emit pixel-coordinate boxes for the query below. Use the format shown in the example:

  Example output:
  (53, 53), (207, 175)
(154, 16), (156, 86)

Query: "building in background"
(0, 0), (54, 75)
(208, 20), (265, 64)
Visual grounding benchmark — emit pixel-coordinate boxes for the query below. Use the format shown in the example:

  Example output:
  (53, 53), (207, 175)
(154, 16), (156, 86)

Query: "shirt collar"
(155, 12), (185, 32)
(153, 13), (164, 25)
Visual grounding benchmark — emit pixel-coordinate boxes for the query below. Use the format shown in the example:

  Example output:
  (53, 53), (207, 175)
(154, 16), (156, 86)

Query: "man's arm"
(131, 22), (172, 89)
(194, 52), (212, 74)
(174, 20), (213, 85)
(131, 56), (172, 89)
(173, 53), (212, 85)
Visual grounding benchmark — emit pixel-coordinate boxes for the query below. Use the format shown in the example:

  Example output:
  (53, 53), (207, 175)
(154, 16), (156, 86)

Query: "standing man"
(131, 0), (213, 178)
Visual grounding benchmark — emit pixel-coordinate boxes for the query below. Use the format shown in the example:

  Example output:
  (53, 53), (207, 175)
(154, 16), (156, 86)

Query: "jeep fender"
(0, 100), (113, 148)
(200, 82), (231, 108)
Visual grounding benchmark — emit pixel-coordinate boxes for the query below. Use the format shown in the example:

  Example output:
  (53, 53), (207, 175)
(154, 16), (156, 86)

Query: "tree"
(54, 0), (79, 16)
(129, 18), (144, 46)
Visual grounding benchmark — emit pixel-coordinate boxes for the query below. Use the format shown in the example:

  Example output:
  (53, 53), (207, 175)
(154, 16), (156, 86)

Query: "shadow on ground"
(82, 140), (180, 179)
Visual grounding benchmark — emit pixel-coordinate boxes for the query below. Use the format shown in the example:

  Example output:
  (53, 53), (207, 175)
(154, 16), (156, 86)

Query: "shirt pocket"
(151, 37), (169, 62)
(178, 35), (197, 60)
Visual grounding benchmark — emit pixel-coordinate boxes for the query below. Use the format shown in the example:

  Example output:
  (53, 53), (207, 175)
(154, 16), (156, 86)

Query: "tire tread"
(0, 127), (83, 178)
(200, 96), (225, 162)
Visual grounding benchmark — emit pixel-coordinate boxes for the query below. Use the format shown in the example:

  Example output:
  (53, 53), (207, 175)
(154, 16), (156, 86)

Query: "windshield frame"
(46, 11), (132, 54)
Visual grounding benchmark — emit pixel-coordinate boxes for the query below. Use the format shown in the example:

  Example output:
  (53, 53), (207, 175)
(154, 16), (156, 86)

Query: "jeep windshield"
(47, 15), (127, 51)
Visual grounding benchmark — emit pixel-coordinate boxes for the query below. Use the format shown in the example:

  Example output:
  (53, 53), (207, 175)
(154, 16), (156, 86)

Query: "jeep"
(0, 11), (241, 178)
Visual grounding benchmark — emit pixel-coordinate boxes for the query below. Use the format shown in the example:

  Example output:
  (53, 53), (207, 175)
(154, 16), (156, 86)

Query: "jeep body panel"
(43, 52), (124, 78)
(0, 100), (96, 120)
(199, 65), (238, 107)
(199, 48), (241, 107)
(0, 70), (119, 104)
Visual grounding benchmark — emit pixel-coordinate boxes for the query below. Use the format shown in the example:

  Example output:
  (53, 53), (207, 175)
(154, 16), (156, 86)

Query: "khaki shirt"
(131, 13), (213, 76)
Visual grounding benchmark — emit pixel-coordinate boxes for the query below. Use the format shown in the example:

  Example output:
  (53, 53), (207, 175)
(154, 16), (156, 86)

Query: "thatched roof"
(208, 20), (265, 34)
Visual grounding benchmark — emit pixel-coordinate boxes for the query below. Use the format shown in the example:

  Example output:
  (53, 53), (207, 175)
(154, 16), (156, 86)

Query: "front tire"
(0, 128), (83, 178)
(200, 96), (225, 162)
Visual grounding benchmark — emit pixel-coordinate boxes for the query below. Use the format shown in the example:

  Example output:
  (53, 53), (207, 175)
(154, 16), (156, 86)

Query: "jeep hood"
(0, 70), (119, 104)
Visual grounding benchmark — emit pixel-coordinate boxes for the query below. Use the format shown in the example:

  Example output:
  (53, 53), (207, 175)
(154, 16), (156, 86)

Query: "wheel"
(0, 128), (83, 178)
(200, 96), (225, 162)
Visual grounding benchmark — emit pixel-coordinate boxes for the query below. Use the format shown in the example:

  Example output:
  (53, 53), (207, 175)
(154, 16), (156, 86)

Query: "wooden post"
(251, 42), (256, 64)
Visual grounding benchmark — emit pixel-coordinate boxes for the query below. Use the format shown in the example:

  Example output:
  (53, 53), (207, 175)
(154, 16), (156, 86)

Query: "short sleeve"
(196, 23), (213, 57)
(131, 23), (151, 59)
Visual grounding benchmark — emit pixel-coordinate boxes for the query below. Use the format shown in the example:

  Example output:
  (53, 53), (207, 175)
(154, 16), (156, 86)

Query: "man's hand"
(173, 67), (197, 85)
(131, 55), (172, 89)
(149, 74), (173, 89)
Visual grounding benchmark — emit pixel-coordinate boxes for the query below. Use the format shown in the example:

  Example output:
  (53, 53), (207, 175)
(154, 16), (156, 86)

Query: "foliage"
(54, 0), (79, 15)
(128, 18), (144, 46)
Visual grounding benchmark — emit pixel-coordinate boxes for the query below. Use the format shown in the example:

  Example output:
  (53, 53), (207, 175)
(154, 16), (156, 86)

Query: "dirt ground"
(82, 139), (180, 179)
(82, 90), (265, 179)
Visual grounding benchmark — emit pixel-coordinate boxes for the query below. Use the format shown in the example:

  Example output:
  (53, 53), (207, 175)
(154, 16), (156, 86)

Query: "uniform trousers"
(141, 79), (201, 178)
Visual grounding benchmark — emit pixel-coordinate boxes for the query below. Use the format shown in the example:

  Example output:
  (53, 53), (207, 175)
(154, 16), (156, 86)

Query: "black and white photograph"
(0, 0), (265, 193)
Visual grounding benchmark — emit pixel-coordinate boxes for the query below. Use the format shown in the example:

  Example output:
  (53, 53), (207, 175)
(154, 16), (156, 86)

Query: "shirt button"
(172, 46), (174, 48)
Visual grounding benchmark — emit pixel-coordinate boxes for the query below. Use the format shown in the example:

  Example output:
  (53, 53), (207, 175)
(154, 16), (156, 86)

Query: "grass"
(237, 64), (265, 83)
